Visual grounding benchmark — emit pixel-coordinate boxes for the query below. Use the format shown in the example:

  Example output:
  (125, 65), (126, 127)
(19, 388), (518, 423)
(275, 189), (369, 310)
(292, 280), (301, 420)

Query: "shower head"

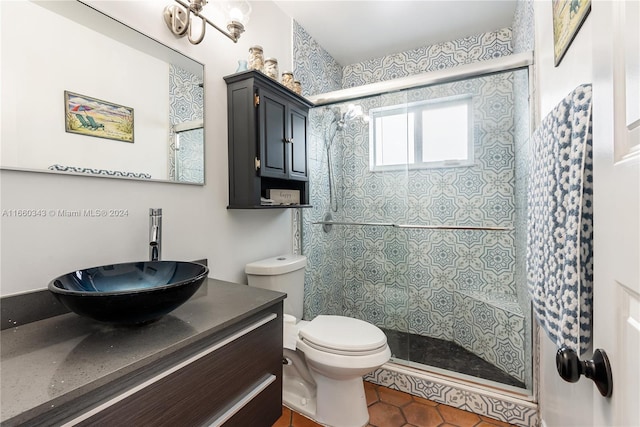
(323, 104), (366, 146)
(326, 104), (363, 132)
(343, 104), (363, 122)
(339, 104), (364, 129)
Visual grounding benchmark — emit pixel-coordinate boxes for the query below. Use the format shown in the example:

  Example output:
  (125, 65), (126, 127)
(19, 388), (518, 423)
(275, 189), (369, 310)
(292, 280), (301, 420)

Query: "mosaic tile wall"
(293, 19), (345, 299)
(342, 28), (512, 87)
(512, 0), (535, 56)
(295, 15), (533, 386)
(292, 21), (343, 97)
(169, 64), (204, 183)
(302, 106), (346, 317)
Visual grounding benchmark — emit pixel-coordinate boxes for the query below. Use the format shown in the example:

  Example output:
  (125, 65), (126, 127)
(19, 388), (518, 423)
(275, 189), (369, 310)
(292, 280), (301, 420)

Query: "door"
(592, 1), (639, 425)
(289, 105), (308, 180)
(174, 127), (204, 184)
(260, 90), (288, 179)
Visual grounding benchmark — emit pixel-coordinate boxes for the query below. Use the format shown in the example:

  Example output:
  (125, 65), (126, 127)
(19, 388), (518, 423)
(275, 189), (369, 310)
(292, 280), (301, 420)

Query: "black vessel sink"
(48, 261), (209, 325)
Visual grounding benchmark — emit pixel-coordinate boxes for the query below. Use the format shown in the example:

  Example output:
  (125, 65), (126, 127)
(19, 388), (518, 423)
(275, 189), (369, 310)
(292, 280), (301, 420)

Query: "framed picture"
(553, 0), (592, 66)
(64, 91), (134, 143)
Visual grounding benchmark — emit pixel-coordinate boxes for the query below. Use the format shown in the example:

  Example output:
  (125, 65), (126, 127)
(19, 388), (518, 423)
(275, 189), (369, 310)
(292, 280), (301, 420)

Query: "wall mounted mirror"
(1, 1), (205, 184)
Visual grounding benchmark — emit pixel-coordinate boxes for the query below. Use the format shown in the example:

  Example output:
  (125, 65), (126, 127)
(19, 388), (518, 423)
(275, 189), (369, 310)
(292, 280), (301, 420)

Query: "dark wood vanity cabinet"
(224, 71), (313, 209)
(67, 306), (283, 427)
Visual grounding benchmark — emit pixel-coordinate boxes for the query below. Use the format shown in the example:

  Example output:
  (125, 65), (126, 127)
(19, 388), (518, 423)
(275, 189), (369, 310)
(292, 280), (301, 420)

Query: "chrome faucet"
(149, 208), (162, 261)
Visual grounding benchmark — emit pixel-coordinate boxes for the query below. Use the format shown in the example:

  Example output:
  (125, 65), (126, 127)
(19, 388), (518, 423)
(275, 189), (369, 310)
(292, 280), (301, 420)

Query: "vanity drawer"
(68, 310), (283, 427)
(208, 373), (281, 427)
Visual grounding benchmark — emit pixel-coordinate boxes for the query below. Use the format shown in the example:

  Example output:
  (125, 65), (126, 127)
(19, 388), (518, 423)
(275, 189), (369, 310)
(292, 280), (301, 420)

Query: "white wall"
(534, 0), (593, 120)
(0, 0), (295, 296)
(533, 1), (594, 426)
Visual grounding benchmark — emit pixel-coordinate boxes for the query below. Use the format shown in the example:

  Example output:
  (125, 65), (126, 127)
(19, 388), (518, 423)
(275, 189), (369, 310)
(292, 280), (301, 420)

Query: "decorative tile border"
(48, 164), (151, 179)
(365, 364), (538, 427)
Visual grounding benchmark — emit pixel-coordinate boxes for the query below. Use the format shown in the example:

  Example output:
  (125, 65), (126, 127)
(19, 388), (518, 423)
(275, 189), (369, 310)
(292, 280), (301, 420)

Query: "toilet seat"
(298, 315), (387, 356)
(300, 338), (388, 356)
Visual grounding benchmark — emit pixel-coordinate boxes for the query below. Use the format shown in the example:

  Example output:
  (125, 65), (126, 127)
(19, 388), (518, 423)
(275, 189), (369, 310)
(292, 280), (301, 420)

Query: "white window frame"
(369, 94), (474, 172)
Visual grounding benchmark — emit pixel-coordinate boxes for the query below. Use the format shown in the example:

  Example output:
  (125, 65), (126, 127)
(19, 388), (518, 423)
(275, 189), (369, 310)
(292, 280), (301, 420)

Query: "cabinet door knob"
(283, 138), (293, 143)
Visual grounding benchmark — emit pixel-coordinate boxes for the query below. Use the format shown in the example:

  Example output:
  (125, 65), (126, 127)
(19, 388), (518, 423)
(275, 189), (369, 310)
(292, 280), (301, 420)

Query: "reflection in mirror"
(169, 66), (204, 183)
(1, 1), (205, 184)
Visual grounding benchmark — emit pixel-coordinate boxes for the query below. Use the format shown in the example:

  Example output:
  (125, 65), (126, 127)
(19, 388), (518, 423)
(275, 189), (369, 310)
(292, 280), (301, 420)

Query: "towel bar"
(312, 220), (513, 231)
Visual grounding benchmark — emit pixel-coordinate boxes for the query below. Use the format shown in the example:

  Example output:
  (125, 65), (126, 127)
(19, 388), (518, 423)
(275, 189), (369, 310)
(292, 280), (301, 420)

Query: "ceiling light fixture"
(163, 0), (251, 45)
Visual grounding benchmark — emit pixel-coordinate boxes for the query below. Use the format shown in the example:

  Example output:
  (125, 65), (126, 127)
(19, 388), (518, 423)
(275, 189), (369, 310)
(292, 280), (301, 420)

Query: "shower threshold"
(380, 328), (525, 389)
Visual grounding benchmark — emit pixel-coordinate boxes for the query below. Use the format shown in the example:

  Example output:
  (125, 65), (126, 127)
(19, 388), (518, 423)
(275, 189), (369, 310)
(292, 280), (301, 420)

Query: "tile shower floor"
(381, 328), (525, 389)
(272, 381), (515, 427)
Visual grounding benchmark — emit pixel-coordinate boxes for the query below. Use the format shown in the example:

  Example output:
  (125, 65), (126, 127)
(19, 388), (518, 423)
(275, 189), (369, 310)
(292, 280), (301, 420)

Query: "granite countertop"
(0, 279), (285, 425)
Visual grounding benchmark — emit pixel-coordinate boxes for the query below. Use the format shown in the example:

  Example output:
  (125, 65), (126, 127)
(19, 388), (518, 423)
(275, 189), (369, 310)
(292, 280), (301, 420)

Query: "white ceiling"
(272, 1), (518, 66)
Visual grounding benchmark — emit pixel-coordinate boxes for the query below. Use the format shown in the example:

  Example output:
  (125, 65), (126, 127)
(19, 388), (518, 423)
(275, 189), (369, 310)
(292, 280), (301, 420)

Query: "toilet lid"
(299, 315), (387, 353)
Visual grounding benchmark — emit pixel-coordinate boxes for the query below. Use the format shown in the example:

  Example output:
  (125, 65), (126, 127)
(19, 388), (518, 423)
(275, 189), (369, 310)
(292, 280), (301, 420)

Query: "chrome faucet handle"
(149, 208), (163, 261)
(150, 225), (160, 243)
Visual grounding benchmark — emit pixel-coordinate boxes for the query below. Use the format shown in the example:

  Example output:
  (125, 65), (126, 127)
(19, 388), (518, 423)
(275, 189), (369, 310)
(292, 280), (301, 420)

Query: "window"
(369, 95), (473, 171)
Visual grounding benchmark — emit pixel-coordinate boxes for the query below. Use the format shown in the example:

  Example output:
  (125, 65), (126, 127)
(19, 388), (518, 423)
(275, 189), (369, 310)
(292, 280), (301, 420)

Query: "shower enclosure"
(302, 62), (533, 392)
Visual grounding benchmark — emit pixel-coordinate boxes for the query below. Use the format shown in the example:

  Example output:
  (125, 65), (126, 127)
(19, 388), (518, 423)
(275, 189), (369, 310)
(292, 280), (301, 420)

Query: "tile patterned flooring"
(273, 381), (515, 427)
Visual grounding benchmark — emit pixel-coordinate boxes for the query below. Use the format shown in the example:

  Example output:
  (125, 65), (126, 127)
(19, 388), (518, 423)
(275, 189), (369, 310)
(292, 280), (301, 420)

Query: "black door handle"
(556, 347), (613, 397)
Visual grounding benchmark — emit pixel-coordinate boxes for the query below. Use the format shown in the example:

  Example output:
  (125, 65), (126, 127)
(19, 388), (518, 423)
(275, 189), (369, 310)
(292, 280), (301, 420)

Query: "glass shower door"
(303, 66), (532, 393)
(172, 120), (204, 184)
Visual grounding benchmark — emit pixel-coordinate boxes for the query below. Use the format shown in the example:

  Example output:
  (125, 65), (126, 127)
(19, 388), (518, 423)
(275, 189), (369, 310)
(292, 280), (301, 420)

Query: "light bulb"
(224, 1), (251, 25)
(228, 7), (243, 22)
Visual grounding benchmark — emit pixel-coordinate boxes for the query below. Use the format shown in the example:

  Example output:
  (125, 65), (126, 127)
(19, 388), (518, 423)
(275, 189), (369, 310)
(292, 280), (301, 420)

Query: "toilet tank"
(245, 255), (306, 319)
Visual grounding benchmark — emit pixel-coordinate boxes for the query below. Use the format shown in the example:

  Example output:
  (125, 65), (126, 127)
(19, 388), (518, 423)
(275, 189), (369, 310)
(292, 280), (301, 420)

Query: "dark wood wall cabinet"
(224, 70), (314, 209)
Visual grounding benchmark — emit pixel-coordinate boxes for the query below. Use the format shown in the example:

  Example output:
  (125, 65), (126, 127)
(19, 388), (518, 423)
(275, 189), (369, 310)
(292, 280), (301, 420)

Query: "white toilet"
(246, 255), (390, 427)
